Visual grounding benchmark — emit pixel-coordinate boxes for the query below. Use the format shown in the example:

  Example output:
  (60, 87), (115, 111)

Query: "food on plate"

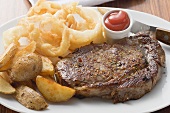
(0, 60), (12, 71)
(36, 76), (75, 102)
(40, 56), (55, 77)
(0, 76), (15, 94)
(56, 33), (165, 103)
(27, 0), (61, 16)
(14, 85), (48, 110)
(3, 0), (105, 57)
(6, 41), (42, 82)
(0, 0), (167, 111)
(12, 41), (36, 62)
(0, 43), (18, 69)
(30, 25), (71, 57)
(0, 1), (104, 110)
(9, 53), (42, 81)
(3, 26), (28, 48)
(104, 10), (130, 31)
(97, 7), (109, 15)
(0, 72), (12, 84)
(61, 3), (105, 50)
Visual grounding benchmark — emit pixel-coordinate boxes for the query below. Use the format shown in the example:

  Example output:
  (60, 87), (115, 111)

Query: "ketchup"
(104, 11), (130, 31)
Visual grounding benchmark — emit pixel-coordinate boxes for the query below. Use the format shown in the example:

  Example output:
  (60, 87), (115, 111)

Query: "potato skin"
(0, 76), (15, 94)
(40, 56), (55, 77)
(10, 53), (42, 81)
(14, 85), (48, 110)
(0, 43), (18, 68)
(36, 76), (75, 102)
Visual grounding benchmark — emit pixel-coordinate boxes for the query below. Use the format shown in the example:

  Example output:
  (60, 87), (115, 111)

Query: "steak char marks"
(56, 33), (165, 103)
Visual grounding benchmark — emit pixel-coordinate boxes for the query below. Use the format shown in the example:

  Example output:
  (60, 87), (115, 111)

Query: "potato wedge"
(0, 60), (12, 71)
(0, 76), (15, 94)
(0, 72), (12, 84)
(13, 41), (36, 63)
(10, 53), (42, 81)
(0, 43), (17, 68)
(14, 85), (48, 110)
(40, 56), (55, 77)
(36, 76), (75, 102)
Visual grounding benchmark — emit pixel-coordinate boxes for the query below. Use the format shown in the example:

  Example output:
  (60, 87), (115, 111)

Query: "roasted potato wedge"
(14, 85), (48, 110)
(0, 76), (15, 94)
(10, 53), (42, 81)
(12, 41), (36, 63)
(36, 76), (75, 102)
(0, 60), (12, 71)
(0, 43), (17, 68)
(0, 72), (12, 83)
(40, 56), (55, 77)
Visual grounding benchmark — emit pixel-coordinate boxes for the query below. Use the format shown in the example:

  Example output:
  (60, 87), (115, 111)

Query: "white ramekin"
(102, 9), (133, 43)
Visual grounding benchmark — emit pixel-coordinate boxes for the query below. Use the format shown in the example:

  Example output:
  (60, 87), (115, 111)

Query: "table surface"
(0, 0), (170, 113)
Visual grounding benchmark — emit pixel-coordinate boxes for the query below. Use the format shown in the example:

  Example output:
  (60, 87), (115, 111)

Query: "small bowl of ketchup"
(102, 9), (133, 42)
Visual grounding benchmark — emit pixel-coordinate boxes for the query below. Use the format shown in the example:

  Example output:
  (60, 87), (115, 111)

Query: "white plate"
(0, 7), (170, 113)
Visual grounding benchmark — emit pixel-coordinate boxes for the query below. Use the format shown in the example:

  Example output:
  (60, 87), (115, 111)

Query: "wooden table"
(0, 0), (170, 113)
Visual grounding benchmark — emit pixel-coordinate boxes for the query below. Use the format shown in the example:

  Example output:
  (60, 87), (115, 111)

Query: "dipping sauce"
(104, 10), (130, 31)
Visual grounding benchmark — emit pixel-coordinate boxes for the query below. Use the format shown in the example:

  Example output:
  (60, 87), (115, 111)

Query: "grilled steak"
(56, 33), (165, 103)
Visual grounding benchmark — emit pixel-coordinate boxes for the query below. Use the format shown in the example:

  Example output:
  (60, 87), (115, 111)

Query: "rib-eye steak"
(56, 33), (165, 103)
